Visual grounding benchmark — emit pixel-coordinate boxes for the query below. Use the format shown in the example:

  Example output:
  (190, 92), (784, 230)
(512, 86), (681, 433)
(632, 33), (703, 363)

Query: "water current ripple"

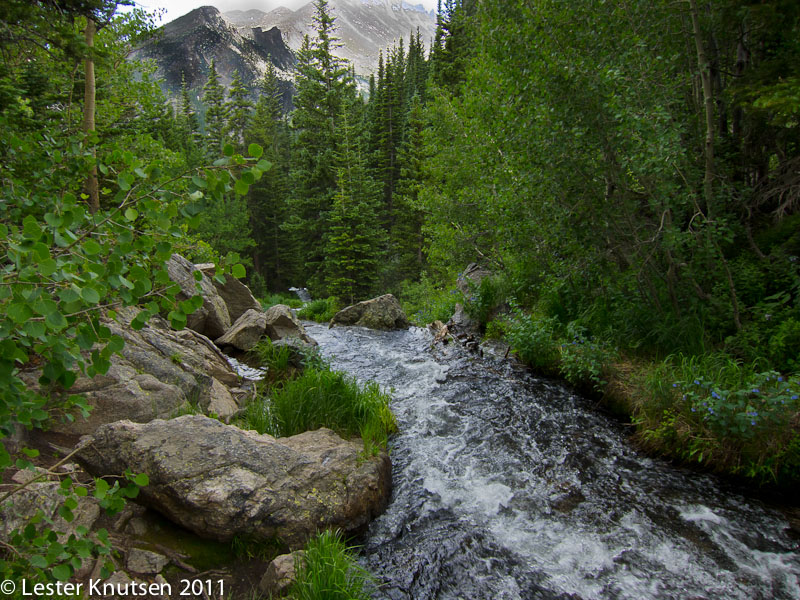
(304, 322), (800, 600)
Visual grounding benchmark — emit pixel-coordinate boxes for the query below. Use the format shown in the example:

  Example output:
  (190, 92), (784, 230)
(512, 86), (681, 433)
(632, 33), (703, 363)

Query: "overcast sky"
(126, 0), (437, 24)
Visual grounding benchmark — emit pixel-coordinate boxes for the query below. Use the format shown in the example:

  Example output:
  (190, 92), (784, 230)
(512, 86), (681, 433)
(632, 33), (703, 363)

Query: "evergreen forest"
(1, 0), (800, 586)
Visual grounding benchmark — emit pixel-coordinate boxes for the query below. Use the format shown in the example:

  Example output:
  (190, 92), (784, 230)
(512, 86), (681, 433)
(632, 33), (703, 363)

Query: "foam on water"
(305, 323), (800, 600)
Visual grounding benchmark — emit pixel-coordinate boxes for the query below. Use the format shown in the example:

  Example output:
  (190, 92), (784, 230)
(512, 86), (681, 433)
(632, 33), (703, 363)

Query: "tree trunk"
(83, 17), (100, 214)
(687, 0), (715, 219)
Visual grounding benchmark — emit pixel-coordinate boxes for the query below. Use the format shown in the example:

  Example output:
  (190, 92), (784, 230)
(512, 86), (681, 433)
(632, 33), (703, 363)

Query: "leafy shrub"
(270, 369), (396, 451)
(248, 271), (268, 299)
(506, 311), (560, 373)
(297, 297), (339, 322)
(397, 274), (459, 326)
(558, 323), (617, 391)
(463, 275), (506, 328)
(289, 530), (373, 600)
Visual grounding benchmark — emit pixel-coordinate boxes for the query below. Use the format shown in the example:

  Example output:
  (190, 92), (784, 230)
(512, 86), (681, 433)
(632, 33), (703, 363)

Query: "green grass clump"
(297, 297), (340, 322)
(289, 530), (373, 600)
(632, 352), (800, 485)
(261, 292), (304, 310)
(271, 369), (396, 451)
(397, 273), (459, 326)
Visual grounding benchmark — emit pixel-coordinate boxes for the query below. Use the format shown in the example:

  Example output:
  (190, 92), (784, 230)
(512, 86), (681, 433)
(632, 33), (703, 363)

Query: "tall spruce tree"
(325, 102), (385, 303)
(245, 64), (293, 289)
(226, 69), (252, 150)
(202, 59), (227, 155)
(284, 0), (354, 294)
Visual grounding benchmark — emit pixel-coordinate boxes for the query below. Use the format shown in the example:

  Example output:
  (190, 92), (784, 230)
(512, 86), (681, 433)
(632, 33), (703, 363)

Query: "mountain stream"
(303, 323), (800, 600)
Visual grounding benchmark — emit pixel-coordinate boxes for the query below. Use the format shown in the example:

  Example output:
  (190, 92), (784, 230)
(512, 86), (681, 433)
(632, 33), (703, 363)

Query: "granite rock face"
(76, 416), (392, 549)
(329, 294), (410, 330)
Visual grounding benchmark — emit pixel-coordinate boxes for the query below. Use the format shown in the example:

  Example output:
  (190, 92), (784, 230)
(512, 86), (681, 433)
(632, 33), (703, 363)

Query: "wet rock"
(215, 309), (267, 351)
(206, 378), (238, 418)
(264, 304), (317, 346)
(259, 551), (304, 596)
(166, 253), (231, 338)
(76, 416), (391, 549)
(126, 548), (169, 574)
(329, 294), (410, 330)
(21, 306), (240, 435)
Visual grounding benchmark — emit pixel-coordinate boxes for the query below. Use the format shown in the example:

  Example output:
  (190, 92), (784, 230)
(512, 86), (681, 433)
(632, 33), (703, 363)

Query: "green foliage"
(462, 275), (506, 329)
(261, 293), (303, 310)
(297, 298), (340, 323)
(270, 368), (396, 450)
(397, 273), (459, 326)
(634, 354), (800, 485)
(289, 530), (373, 600)
(505, 311), (560, 374)
(558, 323), (617, 392)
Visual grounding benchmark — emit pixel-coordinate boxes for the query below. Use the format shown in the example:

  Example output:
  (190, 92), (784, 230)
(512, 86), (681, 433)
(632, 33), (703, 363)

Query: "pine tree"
(325, 102), (385, 303)
(284, 0), (355, 294)
(386, 93), (426, 285)
(178, 72), (203, 165)
(245, 64), (292, 289)
(202, 59), (227, 155)
(226, 69), (252, 150)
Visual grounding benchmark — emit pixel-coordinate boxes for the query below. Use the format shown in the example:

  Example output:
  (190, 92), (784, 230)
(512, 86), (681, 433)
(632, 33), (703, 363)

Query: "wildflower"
(778, 377), (784, 382)
(672, 383), (678, 388)
(708, 407), (714, 414)
(691, 407), (696, 412)
(792, 395), (799, 400)
(752, 388), (760, 394)
(702, 402), (708, 407)
(711, 391), (719, 399)
(694, 379), (700, 385)
(751, 420), (756, 426)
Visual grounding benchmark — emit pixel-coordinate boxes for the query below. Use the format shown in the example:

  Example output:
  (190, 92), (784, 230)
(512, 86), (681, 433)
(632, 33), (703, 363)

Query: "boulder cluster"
(4, 254), (397, 597)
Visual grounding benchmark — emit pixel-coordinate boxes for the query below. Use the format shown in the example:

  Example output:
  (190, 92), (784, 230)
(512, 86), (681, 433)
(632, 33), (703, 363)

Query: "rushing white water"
(305, 322), (800, 600)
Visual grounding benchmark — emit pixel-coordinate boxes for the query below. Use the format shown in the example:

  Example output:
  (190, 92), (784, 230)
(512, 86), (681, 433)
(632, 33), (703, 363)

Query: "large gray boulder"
(329, 294), (410, 330)
(212, 273), (263, 323)
(264, 304), (317, 346)
(166, 254), (231, 339)
(76, 416), (391, 549)
(21, 307), (240, 435)
(215, 309), (267, 352)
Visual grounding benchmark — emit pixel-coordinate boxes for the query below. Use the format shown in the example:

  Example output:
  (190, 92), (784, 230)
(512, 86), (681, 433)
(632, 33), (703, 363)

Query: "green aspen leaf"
(191, 175), (207, 189)
(44, 212), (63, 228)
(0, 223), (7, 238)
(39, 258), (58, 277)
(231, 264), (246, 279)
(223, 143), (235, 157)
(7, 302), (33, 324)
(106, 335), (124, 354)
(33, 242), (51, 261)
(82, 239), (102, 255)
(248, 143), (263, 158)
(133, 473), (149, 487)
(74, 486), (88, 497)
(117, 173), (132, 191)
(241, 170), (255, 185)
(22, 215), (43, 240)
(124, 208), (139, 221)
(134, 168), (147, 179)
(98, 162), (108, 175)
(22, 448), (40, 458)
(234, 179), (249, 196)
(23, 321), (46, 339)
(168, 311), (187, 330)
(29, 555), (48, 568)
(256, 159), (272, 171)
(81, 287), (100, 304)
(52, 564), (71, 581)
(45, 311), (67, 331)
